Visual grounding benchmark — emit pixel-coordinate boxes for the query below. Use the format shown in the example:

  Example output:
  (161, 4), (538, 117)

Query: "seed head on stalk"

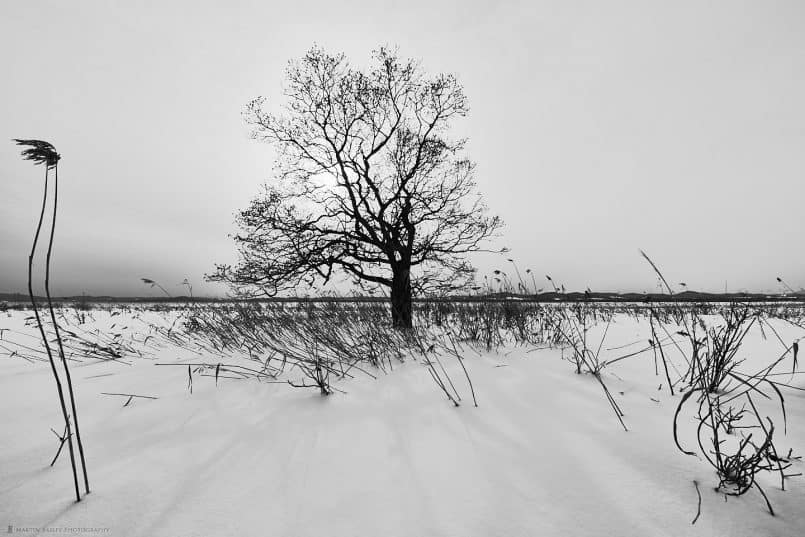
(13, 138), (61, 167)
(13, 137), (86, 503)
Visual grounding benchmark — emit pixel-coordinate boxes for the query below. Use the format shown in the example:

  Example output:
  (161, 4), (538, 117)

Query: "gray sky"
(1, 0), (804, 297)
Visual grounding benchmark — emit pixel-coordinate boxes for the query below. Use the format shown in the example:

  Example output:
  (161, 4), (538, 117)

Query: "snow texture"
(1, 307), (803, 536)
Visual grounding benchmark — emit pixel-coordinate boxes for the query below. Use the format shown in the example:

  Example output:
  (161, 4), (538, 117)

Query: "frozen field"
(1, 304), (804, 537)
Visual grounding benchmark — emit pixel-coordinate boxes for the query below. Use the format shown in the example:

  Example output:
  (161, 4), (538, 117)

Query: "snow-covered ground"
(1, 306), (804, 536)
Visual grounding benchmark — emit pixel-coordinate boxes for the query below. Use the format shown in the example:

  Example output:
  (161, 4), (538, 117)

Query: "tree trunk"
(390, 265), (413, 329)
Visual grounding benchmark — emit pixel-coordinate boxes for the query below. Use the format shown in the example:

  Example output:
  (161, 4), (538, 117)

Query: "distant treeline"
(2, 290), (805, 305)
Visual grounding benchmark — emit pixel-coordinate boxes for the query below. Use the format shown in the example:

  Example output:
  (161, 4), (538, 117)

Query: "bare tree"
(210, 46), (503, 328)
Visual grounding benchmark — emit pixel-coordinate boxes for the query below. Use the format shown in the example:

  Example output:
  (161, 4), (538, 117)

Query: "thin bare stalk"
(46, 163), (90, 495)
(27, 164), (80, 502)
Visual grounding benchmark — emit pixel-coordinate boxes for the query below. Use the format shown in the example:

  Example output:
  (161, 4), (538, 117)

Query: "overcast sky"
(1, 0), (804, 297)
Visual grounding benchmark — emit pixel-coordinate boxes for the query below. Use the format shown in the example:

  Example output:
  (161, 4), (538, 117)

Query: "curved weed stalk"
(671, 306), (799, 515)
(14, 139), (88, 502)
(47, 160), (90, 496)
(639, 251), (800, 513)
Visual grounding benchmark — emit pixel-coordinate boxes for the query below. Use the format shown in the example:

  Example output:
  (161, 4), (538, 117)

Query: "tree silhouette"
(210, 46), (502, 328)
